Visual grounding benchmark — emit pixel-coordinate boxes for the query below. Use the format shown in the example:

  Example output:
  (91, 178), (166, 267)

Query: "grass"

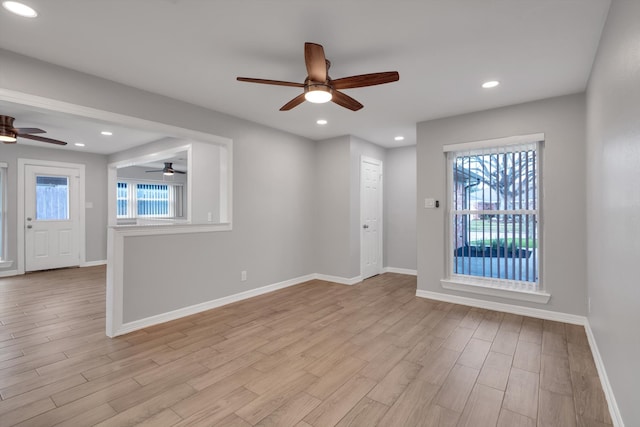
(468, 237), (537, 249)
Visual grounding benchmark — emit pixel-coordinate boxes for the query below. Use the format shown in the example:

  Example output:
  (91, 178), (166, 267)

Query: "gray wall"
(313, 135), (388, 279)
(122, 127), (316, 321)
(314, 136), (352, 278)
(0, 143), (108, 270)
(417, 93), (587, 315)
(586, 1), (640, 424)
(385, 145), (417, 271)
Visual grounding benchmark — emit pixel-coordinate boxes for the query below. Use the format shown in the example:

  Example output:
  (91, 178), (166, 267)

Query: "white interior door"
(361, 157), (382, 280)
(25, 165), (80, 271)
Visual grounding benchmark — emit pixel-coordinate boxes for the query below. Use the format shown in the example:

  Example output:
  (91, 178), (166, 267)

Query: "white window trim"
(442, 133), (549, 304)
(441, 279), (550, 304)
(0, 162), (9, 266)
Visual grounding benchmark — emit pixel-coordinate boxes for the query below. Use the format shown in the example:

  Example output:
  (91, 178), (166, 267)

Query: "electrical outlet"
(241, 271), (247, 281)
(207, 212), (212, 222)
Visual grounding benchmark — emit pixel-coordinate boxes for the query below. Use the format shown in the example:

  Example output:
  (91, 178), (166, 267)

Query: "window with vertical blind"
(442, 134), (548, 302)
(117, 181), (184, 219)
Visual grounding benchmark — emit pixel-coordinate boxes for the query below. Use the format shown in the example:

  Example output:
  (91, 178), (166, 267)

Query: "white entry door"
(24, 165), (80, 271)
(361, 157), (382, 280)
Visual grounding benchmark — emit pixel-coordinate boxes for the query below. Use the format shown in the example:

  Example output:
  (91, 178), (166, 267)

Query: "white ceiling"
(0, 0), (610, 153)
(0, 99), (168, 154)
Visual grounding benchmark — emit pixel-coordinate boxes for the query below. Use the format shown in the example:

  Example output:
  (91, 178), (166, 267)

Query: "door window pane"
(36, 176), (69, 220)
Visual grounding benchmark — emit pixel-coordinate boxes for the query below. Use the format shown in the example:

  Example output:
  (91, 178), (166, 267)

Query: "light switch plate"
(424, 198), (436, 209)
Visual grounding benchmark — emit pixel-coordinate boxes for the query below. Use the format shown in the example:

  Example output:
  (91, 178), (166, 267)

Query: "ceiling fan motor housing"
(0, 116), (18, 143)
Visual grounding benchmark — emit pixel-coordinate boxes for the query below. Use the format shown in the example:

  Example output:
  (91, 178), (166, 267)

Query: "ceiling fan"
(145, 162), (186, 176)
(237, 42), (399, 111)
(0, 115), (68, 145)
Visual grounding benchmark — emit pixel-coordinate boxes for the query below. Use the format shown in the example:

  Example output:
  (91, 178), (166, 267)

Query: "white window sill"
(0, 260), (14, 268)
(441, 278), (551, 304)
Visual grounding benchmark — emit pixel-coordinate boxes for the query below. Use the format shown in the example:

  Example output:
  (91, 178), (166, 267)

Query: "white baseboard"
(82, 260), (107, 267)
(0, 261), (105, 277)
(0, 269), (19, 278)
(415, 289), (586, 325)
(114, 273), (316, 336)
(584, 322), (625, 427)
(383, 267), (417, 276)
(315, 274), (363, 286)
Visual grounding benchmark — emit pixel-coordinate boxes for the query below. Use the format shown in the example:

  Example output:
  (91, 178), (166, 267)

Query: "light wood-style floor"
(0, 267), (612, 427)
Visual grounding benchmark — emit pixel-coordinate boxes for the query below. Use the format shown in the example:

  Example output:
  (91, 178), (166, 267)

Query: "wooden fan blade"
(15, 127), (47, 134)
(19, 134), (67, 145)
(280, 93), (307, 111)
(331, 72), (399, 90)
(305, 42), (327, 82)
(237, 77), (304, 88)
(332, 91), (363, 111)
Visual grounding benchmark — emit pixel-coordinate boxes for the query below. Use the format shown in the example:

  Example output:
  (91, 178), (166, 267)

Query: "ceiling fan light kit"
(304, 83), (332, 103)
(0, 132), (17, 143)
(237, 42), (399, 111)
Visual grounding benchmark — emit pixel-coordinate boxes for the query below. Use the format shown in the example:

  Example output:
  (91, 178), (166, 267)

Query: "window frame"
(441, 133), (550, 304)
(0, 162), (7, 264)
(116, 179), (185, 221)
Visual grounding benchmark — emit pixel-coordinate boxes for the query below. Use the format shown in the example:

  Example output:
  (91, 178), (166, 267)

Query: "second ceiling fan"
(145, 162), (185, 175)
(237, 42), (399, 111)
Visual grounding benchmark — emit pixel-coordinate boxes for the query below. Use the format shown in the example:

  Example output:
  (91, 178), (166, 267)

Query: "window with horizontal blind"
(117, 181), (184, 219)
(443, 134), (546, 301)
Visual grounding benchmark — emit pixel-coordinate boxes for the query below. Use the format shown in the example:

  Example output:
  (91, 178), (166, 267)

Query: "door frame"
(360, 156), (383, 279)
(17, 158), (86, 274)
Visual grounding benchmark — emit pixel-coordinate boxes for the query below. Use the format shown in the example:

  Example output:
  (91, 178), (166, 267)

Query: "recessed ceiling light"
(74, 143), (85, 147)
(2, 1), (38, 17)
(316, 119), (328, 125)
(101, 131), (113, 136)
(482, 80), (500, 89)
(394, 136), (405, 141)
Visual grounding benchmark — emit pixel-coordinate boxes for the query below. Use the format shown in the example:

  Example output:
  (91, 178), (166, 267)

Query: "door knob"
(27, 225), (33, 229)
(363, 224), (369, 229)
(26, 217), (32, 221)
